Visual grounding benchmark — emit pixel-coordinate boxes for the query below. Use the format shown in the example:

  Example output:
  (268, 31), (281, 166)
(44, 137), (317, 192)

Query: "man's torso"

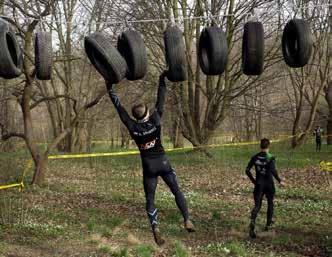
(252, 152), (275, 184)
(127, 111), (165, 158)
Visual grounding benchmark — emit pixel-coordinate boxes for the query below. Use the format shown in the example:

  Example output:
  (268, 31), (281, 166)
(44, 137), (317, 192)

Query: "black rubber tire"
(85, 32), (127, 83)
(198, 26), (228, 76)
(35, 32), (52, 80)
(117, 30), (147, 81)
(242, 22), (264, 76)
(282, 19), (312, 68)
(0, 20), (22, 79)
(163, 25), (187, 82)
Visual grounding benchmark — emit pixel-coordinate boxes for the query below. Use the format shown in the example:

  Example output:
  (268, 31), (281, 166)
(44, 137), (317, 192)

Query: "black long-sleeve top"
(245, 152), (281, 185)
(107, 75), (167, 158)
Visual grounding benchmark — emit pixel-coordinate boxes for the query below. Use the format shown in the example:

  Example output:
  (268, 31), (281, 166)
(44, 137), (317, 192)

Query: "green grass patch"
(133, 244), (154, 257)
(13, 222), (65, 239)
(271, 234), (291, 246)
(174, 240), (189, 257)
(202, 240), (250, 257)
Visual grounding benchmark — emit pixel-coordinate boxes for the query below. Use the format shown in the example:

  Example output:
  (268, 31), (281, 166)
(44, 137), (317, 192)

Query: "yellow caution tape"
(0, 135), (293, 191)
(320, 161), (332, 172)
(47, 137), (288, 160)
(0, 159), (32, 191)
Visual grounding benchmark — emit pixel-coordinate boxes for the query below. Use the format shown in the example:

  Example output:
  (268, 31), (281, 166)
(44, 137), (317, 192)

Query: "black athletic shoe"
(152, 227), (165, 246)
(249, 221), (257, 239)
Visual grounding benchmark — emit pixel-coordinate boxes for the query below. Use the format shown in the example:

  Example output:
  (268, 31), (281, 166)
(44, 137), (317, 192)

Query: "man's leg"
(143, 175), (165, 245)
(265, 186), (275, 231)
(161, 170), (195, 232)
(316, 140), (320, 151)
(250, 185), (264, 238)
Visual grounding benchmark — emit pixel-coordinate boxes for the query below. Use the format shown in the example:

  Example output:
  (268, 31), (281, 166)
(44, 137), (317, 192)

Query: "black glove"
(159, 70), (168, 80)
(105, 80), (113, 91)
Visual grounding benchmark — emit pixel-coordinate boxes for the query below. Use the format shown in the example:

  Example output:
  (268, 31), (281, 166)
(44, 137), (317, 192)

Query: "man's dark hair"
(260, 138), (270, 149)
(132, 103), (148, 120)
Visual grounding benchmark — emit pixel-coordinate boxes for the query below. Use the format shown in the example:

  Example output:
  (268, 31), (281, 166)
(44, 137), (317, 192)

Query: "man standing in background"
(313, 126), (323, 152)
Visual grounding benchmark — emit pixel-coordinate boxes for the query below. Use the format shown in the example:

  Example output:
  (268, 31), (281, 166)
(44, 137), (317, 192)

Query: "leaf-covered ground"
(0, 141), (331, 256)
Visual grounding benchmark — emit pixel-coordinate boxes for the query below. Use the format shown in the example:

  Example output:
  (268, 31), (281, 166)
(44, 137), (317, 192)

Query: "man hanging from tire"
(105, 71), (195, 246)
(245, 138), (283, 238)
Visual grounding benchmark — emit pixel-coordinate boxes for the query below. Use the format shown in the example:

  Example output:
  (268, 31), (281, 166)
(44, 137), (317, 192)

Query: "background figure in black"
(313, 126), (323, 152)
(106, 71), (195, 246)
(245, 138), (283, 238)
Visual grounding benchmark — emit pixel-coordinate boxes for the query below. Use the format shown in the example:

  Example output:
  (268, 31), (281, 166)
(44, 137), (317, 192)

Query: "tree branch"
(30, 94), (77, 109)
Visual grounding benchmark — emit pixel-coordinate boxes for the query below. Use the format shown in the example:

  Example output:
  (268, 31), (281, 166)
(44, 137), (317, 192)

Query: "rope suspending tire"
(85, 32), (127, 83)
(242, 22), (264, 76)
(35, 32), (53, 80)
(282, 19), (312, 68)
(0, 20), (22, 79)
(164, 25), (187, 82)
(198, 26), (228, 76)
(118, 30), (147, 81)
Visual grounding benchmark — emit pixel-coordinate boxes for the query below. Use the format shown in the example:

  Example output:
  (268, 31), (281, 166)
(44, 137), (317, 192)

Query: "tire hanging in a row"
(85, 18), (313, 83)
(242, 21), (264, 76)
(0, 19), (53, 80)
(198, 26), (228, 76)
(0, 20), (23, 79)
(241, 18), (312, 75)
(85, 30), (148, 84)
(35, 32), (53, 80)
(282, 19), (312, 68)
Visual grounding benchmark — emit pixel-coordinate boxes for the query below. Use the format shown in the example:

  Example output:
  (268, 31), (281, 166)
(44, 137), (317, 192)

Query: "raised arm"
(155, 72), (167, 117)
(106, 81), (134, 130)
(245, 157), (256, 184)
(270, 158), (281, 183)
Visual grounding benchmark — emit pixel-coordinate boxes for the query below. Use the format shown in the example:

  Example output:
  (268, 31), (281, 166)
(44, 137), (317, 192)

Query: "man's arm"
(270, 158), (281, 183)
(155, 71), (167, 117)
(245, 157), (256, 184)
(106, 82), (134, 129)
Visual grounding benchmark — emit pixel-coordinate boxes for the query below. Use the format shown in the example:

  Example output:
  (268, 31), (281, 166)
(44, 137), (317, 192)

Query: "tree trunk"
(327, 2), (332, 144)
(327, 81), (332, 144)
(172, 116), (184, 148)
(31, 154), (48, 185)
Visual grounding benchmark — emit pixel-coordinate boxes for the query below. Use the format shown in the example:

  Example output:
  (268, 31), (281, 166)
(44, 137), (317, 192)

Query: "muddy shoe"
(264, 220), (275, 231)
(184, 220), (196, 232)
(153, 227), (165, 246)
(249, 221), (257, 239)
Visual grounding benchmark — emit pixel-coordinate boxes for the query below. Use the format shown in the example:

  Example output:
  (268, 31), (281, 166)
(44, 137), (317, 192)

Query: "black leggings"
(316, 139), (321, 151)
(251, 183), (275, 226)
(143, 171), (189, 224)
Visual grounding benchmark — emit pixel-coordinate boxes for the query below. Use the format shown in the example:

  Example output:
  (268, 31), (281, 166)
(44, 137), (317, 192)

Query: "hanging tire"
(242, 22), (264, 76)
(164, 25), (187, 82)
(282, 19), (312, 68)
(117, 30), (147, 81)
(85, 32), (127, 83)
(35, 32), (52, 80)
(198, 26), (228, 76)
(0, 20), (22, 79)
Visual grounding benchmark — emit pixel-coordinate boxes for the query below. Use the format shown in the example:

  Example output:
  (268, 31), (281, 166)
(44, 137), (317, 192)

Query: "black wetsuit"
(314, 128), (322, 152)
(107, 76), (189, 227)
(246, 152), (281, 226)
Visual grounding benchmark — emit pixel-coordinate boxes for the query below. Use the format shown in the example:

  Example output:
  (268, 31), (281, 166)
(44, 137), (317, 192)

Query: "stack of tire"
(0, 19), (52, 80)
